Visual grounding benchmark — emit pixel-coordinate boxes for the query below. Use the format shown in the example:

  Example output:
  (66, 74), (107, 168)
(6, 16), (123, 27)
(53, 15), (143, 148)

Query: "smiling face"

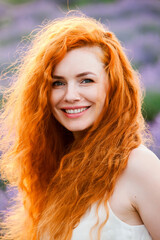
(50, 46), (108, 134)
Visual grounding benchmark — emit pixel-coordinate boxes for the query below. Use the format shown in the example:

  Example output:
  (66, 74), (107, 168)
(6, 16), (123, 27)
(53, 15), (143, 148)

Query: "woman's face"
(50, 46), (108, 134)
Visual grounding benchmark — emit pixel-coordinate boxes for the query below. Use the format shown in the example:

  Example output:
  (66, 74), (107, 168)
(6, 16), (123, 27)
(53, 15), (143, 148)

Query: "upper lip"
(61, 106), (90, 110)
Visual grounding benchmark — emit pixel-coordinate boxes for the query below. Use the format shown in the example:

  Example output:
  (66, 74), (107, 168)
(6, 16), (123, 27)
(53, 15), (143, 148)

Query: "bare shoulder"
(126, 145), (160, 240)
(127, 144), (160, 202)
(127, 144), (160, 177)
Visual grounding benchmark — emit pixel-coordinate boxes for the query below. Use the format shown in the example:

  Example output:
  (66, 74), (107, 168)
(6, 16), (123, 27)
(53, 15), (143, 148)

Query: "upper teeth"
(65, 107), (88, 114)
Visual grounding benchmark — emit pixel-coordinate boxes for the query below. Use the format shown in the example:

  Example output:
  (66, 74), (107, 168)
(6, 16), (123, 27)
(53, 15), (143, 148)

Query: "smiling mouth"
(62, 107), (90, 114)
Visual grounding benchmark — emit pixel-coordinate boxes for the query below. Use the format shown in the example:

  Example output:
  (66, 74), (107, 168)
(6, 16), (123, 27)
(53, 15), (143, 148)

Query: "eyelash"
(52, 78), (94, 87)
(52, 81), (65, 87)
(81, 78), (94, 84)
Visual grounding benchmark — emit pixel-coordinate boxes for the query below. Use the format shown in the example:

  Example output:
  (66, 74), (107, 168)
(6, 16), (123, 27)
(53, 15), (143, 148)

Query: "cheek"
(95, 92), (107, 118)
(84, 86), (106, 108)
(50, 93), (56, 109)
(82, 86), (98, 102)
(50, 90), (62, 108)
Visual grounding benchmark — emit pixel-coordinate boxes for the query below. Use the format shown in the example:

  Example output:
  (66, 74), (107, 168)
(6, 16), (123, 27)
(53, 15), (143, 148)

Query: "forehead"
(53, 46), (105, 76)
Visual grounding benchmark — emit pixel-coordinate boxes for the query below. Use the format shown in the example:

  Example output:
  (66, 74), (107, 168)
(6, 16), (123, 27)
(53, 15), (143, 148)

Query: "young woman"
(0, 15), (160, 240)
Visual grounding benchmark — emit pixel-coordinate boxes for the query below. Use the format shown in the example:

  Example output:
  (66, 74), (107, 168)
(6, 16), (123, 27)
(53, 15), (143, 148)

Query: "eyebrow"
(53, 71), (97, 79)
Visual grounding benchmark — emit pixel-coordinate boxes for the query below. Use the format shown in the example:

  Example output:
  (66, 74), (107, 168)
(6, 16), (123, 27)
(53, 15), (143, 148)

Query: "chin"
(65, 124), (92, 133)
(67, 127), (87, 132)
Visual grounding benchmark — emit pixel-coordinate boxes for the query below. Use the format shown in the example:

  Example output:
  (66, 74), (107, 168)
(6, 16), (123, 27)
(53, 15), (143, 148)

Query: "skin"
(109, 145), (160, 240)
(50, 46), (160, 239)
(50, 46), (108, 138)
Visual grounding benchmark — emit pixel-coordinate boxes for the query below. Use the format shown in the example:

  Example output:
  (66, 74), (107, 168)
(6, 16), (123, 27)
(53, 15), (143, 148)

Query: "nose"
(64, 82), (80, 102)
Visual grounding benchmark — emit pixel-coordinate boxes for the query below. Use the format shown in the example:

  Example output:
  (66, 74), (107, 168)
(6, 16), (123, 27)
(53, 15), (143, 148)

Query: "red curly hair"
(0, 14), (146, 240)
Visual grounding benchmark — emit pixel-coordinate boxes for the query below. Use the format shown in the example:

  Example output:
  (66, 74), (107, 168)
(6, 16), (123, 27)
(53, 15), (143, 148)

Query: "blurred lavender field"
(0, 0), (160, 220)
(1, 0), (160, 90)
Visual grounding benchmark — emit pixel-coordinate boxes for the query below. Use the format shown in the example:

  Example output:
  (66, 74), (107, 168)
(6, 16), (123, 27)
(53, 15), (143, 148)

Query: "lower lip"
(62, 108), (89, 119)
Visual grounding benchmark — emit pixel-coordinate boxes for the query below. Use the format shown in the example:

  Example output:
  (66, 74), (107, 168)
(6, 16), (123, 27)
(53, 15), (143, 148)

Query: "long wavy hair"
(0, 14), (146, 240)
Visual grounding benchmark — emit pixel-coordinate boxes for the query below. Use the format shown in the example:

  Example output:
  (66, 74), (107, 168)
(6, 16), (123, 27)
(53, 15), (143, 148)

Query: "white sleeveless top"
(71, 202), (152, 240)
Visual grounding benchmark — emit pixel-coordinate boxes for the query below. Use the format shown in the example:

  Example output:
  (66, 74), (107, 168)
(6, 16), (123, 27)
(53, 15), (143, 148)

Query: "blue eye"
(52, 81), (65, 87)
(82, 79), (94, 84)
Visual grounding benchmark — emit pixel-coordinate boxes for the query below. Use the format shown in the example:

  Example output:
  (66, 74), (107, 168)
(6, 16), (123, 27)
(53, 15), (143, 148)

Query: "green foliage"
(142, 91), (160, 122)
(58, 0), (116, 7)
(0, 35), (21, 47)
(1, 0), (34, 5)
(0, 177), (7, 191)
(139, 24), (160, 35)
(0, 17), (12, 29)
